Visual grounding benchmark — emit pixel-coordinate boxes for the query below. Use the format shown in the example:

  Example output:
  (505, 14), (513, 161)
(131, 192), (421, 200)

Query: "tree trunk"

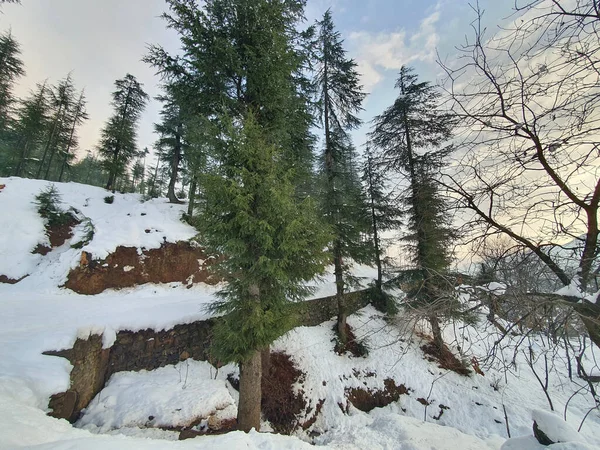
(36, 103), (64, 179)
(187, 177), (197, 217)
(334, 243), (347, 343)
(429, 315), (444, 352)
(366, 154), (383, 292)
(14, 139), (28, 177)
(261, 345), (271, 377)
(237, 349), (262, 432)
(167, 122), (184, 203)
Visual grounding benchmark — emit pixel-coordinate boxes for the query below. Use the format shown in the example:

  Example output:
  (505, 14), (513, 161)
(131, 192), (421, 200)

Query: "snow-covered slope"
(0, 177), (598, 450)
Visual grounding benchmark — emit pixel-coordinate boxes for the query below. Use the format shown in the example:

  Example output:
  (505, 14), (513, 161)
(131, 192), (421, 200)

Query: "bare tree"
(439, 1), (600, 346)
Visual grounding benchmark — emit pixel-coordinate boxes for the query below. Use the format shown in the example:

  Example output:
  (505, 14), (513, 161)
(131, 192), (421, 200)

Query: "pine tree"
(98, 74), (149, 192)
(314, 9), (369, 343)
(369, 66), (455, 351)
(154, 89), (185, 203)
(36, 74), (76, 180)
(361, 147), (402, 313)
(147, 0), (327, 431)
(3, 81), (49, 177)
(58, 89), (88, 182)
(68, 151), (107, 187)
(0, 30), (25, 133)
(200, 113), (329, 432)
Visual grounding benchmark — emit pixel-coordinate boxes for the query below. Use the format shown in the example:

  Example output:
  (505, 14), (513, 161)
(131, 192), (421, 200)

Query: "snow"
(78, 360), (237, 431)
(531, 410), (584, 444)
(270, 307), (600, 447)
(1, 178), (600, 450)
(0, 177), (196, 280)
(317, 411), (500, 450)
(501, 436), (597, 450)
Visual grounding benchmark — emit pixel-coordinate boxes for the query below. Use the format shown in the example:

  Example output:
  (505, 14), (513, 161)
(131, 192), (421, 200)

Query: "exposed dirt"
(178, 417), (237, 440)
(334, 323), (368, 357)
(347, 378), (409, 412)
(32, 215), (79, 255)
(0, 274), (28, 284)
(421, 342), (472, 376)
(65, 241), (219, 295)
(261, 351), (308, 434)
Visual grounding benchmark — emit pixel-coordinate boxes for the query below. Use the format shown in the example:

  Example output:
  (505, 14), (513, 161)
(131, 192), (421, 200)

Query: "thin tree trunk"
(36, 103), (64, 179)
(334, 243), (347, 343)
(106, 87), (133, 192)
(59, 94), (85, 182)
(167, 122), (184, 203)
(429, 315), (444, 352)
(58, 118), (77, 182)
(238, 350), (262, 432)
(323, 45), (348, 344)
(366, 154), (383, 292)
(187, 177), (197, 217)
(14, 139), (28, 177)
(106, 146), (120, 192)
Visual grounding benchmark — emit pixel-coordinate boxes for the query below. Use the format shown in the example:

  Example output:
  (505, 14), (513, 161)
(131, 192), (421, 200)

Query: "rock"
(532, 409), (584, 445)
(178, 428), (203, 440)
(47, 390), (78, 421)
(533, 421), (554, 445)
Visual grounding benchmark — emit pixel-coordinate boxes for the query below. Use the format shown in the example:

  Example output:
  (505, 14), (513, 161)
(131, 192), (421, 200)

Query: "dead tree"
(439, 1), (600, 347)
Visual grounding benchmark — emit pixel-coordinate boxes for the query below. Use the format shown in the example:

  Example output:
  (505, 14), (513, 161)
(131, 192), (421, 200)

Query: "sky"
(0, 0), (515, 163)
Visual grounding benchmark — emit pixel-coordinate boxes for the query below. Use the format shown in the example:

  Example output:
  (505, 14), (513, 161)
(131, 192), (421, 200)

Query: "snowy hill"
(0, 177), (598, 450)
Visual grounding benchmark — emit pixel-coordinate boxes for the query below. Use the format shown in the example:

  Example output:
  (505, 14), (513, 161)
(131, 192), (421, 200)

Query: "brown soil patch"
(421, 342), (472, 376)
(334, 324), (368, 357)
(347, 378), (409, 412)
(178, 417), (237, 439)
(261, 351), (307, 434)
(48, 216), (79, 248)
(0, 274), (28, 284)
(65, 241), (219, 295)
(32, 216), (79, 255)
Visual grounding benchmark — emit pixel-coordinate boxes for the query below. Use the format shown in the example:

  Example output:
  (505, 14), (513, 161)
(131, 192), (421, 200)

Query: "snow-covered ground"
(1, 177), (598, 450)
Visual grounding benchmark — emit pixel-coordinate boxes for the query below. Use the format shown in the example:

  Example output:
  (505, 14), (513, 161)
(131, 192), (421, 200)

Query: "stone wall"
(45, 289), (372, 421)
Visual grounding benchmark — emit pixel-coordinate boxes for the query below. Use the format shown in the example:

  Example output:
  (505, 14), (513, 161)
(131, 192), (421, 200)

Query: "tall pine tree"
(0, 30), (25, 133)
(369, 66), (455, 351)
(361, 146), (402, 313)
(98, 74), (148, 192)
(4, 81), (49, 177)
(36, 74), (76, 180)
(154, 88), (186, 203)
(58, 89), (88, 182)
(314, 9), (368, 344)
(147, 0), (328, 431)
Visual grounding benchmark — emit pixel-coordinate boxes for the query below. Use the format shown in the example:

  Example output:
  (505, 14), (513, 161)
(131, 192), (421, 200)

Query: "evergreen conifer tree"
(97, 74), (149, 192)
(314, 9), (369, 343)
(36, 74), (76, 180)
(68, 151), (107, 187)
(0, 30), (25, 133)
(147, 0), (328, 430)
(154, 89), (186, 203)
(201, 113), (329, 431)
(3, 81), (49, 177)
(58, 89), (88, 182)
(361, 147), (402, 313)
(369, 66), (455, 351)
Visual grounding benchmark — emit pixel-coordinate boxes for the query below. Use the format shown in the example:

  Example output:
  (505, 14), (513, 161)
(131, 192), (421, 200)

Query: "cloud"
(349, 8), (441, 91)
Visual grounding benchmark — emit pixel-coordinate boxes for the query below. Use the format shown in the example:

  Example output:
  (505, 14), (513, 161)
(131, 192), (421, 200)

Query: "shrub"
(104, 195), (114, 204)
(34, 186), (71, 228)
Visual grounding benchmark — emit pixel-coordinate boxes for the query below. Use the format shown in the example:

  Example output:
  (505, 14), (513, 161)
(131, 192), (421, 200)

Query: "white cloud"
(349, 8), (441, 91)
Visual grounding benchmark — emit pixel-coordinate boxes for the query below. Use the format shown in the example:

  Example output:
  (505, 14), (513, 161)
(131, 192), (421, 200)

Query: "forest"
(0, 0), (599, 444)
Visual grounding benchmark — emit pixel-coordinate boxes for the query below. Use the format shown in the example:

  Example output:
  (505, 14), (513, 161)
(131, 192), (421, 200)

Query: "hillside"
(0, 177), (598, 450)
